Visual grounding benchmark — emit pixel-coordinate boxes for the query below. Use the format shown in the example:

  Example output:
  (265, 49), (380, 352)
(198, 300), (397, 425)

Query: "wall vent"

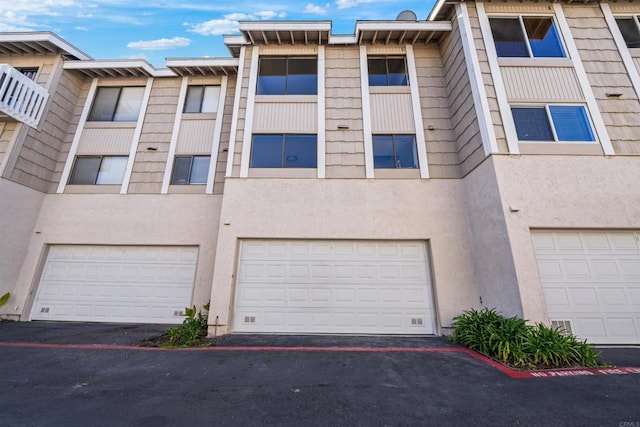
(411, 317), (424, 325)
(551, 320), (573, 336)
(173, 310), (185, 317)
(40, 307), (50, 314)
(244, 316), (256, 324)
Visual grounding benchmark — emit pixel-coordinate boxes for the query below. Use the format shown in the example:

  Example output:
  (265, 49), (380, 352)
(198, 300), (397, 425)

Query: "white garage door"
(234, 240), (435, 334)
(31, 245), (198, 324)
(533, 231), (640, 344)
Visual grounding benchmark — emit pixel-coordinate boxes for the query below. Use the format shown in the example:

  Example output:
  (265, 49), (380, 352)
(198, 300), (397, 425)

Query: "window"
(511, 105), (595, 142)
(68, 156), (128, 185)
(615, 17), (640, 48)
(183, 86), (220, 113)
(88, 87), (145, 122)
(256, 57), (317, 95)
(17, 67), (38, 80)
(368, 56), (408, 86)
(373, 135), (418, 169)
(250, 134), (317, 168)
(171, 156), (210, 184)
(489, 17), (565, 58)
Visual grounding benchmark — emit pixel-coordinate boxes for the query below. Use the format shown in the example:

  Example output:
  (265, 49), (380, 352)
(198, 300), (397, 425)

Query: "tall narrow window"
(489, 17), (565, 58)
(88, 87), (145, 122)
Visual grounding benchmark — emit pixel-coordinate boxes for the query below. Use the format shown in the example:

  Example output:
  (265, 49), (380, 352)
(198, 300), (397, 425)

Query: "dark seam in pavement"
(1, 342), (638, 378)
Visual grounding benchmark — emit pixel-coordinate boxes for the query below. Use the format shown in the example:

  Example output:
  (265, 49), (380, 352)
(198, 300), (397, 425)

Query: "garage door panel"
(32, 245), (197, 324)
(234, 240), (435, 334)
(535, 230), (640, 344)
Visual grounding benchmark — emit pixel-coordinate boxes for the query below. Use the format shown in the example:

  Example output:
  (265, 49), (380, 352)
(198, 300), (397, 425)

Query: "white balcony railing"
(0, 64), (49, 128)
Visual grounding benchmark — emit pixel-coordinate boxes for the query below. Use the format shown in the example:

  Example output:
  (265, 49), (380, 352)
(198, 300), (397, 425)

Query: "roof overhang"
(239, 21), (332, 46)
(166, 58), (240, 76)
(354, 21), (452, 44)
(63, 59), (162, 78)
(0, 32), (90, 60)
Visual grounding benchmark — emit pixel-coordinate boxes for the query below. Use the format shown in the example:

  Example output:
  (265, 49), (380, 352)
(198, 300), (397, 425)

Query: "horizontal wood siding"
(176, 119), (216, 154)
(214, 76), (236, 194)
(501, 66), (583, 102)
(414, 45), (460, 178)
(252, 102), (317, 133)
(50, 74), (90, 191)
(369, 93), (414, 133)
(232, 47), (252, 176)
(0, 121), (17, 166)
(128, 78), (180, 194)
(324, 46), (365, 178)
(440, 13), (480, 177)
(468, 3), (508, 155)
(564, 4), (640, 154)
(76, 127), (135, 154)
(11, 57), (84, 192)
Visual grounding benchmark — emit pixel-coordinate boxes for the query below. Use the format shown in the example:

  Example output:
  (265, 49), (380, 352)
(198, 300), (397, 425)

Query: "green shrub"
(166, 302), (209, 347)
(451, 308), (601, 369)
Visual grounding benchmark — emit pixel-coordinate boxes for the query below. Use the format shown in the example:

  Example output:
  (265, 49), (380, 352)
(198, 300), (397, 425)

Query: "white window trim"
(57, 78), (99, 193)
(239, 46), (260, 178)
(476, 2), (520, 154)
(405, 45), (429, 178)
(552, 3), (614, 155)
(226, 46), (246, 178)
(161, 76), (189, 194)
(120, 77), (154, 194)
(206, 75), (228, 194)
(317, 45), (326, 179)
(511, 103), (598, 144)
(360, 45), (375, 178)
(601, 3), (640, 105)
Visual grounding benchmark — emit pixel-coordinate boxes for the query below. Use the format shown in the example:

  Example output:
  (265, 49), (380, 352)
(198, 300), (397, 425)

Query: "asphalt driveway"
(1, 321), (639, 426)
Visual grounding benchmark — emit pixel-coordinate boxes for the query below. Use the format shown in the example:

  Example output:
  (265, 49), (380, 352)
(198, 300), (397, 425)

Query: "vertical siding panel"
(501, 67), (583, 101)
(176, 120), (216, 154)
(369, 93), (414, 132)
(252, 102), (317, 132)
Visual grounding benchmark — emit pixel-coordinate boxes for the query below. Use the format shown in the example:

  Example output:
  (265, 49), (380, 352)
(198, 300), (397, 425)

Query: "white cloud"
(187, 18), (240, 36)
(335, 0), (380, 9)
(187, 9), (287, 36)
(0, 10), (41, 31)
(75, 26), (89, 31)
(127, 36), (191, 50)
(304, 3), (329, 14)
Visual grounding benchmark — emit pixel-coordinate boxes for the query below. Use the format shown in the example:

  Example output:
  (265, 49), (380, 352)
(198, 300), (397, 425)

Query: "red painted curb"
(1, 342), (638, 378)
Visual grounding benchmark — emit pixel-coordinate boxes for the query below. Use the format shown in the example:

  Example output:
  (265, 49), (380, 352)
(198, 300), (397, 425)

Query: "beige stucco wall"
(0, 178), (46, 317)
(208, 178), (480, 334)
(493, 155), (640, 324)
(10, 194), (223, 319)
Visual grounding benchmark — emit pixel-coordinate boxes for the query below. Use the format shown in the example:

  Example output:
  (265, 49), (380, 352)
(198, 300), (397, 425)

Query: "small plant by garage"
(166, 302), (210, 347)
(451, 308), (602, 369)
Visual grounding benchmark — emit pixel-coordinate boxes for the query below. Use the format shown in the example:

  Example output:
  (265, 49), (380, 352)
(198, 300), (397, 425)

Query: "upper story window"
(368, 56), (408, 86)
(184, 85), (220, 113)
(373, 134), (418, 169)
(615, 17), (640, 48)
(250, 134), (317, 168)
(511, 105), (595, 142)
(68, 155), (128, 185)
(257, 57), (317, 95)
(88, 86), (145, 122)
(17, 67), (38, 80)
(489, 17), (565, 58)
(171, 155), (210, 184)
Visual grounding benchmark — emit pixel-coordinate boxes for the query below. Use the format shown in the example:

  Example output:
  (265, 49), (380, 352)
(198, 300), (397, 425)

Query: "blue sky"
(0, 0), (438, 66)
